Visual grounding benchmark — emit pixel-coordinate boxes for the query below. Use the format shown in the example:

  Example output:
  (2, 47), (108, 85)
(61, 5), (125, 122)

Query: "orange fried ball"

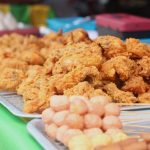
(84, 113), (102, 129)
(65, 113), (84, 129)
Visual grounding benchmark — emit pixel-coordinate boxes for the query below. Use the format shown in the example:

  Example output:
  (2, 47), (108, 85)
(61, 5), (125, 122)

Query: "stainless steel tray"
(0, 92), (41, 118)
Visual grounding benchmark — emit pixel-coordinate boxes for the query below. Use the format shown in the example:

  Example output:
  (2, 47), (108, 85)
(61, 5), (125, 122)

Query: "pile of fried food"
(0, 29), (149, 113)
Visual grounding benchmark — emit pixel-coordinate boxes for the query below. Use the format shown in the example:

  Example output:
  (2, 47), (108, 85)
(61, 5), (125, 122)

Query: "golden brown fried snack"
(0, 68), (25, 91)
(122, 76), (149, 94)
(52, 51), (102, 74)
(126, 38), (150, 58)
(104, 83), (137, 103)
(19, 51), (45, 65)
(63, 28), (91, 44)
(64, 81), (110, 99)
(95, 35), (126, 58)
(0, 58), (28, 71)
(101, 56), (136, 81)
(44, 42), (102, 74)
(138, 92), (150, 103)
(136, 56), (150, 79)
(55, 66), (102, 94)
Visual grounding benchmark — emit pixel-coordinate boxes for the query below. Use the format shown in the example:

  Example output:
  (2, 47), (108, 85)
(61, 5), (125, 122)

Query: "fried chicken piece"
(101, 56), (136, 81)
(44, 42), (102, 74)
(104, 83), (137, 103)
(0, 68), (25, 91)
(126, 38), (150, 58)
(0, 58), (28, 71)
(64, 81), (110, 99)
(55, 66), (102, 94)
(63, 28), (91, 44)
(138, 92), (150, 103)
(136, 56), (150, 79)
(19, 51), (45, 65)
(122, 76), (149, 94)
(17, 65), (62, 113)
(95, 35), (126, 58)
(52, 51), (102, 74)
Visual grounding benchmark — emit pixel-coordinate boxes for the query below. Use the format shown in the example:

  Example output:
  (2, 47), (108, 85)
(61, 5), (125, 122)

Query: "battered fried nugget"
(95, 35), (126, 58)
(104, 83), (137, 103)
(138, 92), (150, 103)
(18, 74), (63, 113)
(122, 76), (149, 94)
(0, 58), (28, 71)
(55, 66), (102, 94)
(64, 81), (110, 98)
(101, 56), (136, 81)
(136, 56), (150, 79)
(20, 51), (45, 65)
(44, 42), (102, 74)
(63, 28), (90, 44)
(52, 51), (102, 74)
(0, 68), (25, 91)
(126, 38), (150, 58)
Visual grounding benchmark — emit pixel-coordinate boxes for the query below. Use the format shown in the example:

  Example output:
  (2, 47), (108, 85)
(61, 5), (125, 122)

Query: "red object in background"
(0, 28), (40, 36)
(96, 13), (150, 32)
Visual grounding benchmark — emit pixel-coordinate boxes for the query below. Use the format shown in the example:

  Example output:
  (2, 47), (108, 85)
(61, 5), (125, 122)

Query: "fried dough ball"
(63, 129), (83, 146)
(70, 98), (88, 115)
(95, 35), (126, 58)
(0, 68), (25, 91)
(46, 123), (58, 139)
(50, 95), (69, 111)
(101, 56), (136, 81)
(42, 108), (55, 124)
(84, 128), (103, 138)
(52, 110), (69, 126)
(65, 113), (84, 129)
(102, 116), (122, 131)
(84, 114), (102, 129)
(104, 103), (120, 116)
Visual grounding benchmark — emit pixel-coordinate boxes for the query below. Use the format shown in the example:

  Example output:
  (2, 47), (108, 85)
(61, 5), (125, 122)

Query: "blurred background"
(0, 0), (149, 41)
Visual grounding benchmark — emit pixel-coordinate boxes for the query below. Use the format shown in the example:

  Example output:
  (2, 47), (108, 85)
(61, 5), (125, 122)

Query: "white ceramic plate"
(121, 105), (150, 111)
(27, 119), (67, 150)
(0, 92), (41, 118)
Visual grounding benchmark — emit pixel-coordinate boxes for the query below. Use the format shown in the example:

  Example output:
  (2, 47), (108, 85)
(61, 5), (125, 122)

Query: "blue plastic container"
(47, 17), (96, 32)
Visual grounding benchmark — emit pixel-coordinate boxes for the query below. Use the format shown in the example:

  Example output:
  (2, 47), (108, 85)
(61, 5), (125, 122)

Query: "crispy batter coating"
(55, 66), (102, 94)
(63, 28), (91, 44)
(64, 81), (111, 99)
(52, 51), (102, 74)
(138, 92), (150, 103)
(122, 76), (149, 94)
(0, 58), (28, 71)
(44, 42), (102, 74)
(0, 68), (25, 91)
(104, 83), (137, 103)
(136, 56), (150, 79)
(126, 38), (150, 58)
(19, 51), (45, 65)
(101, 56), (136, 81)
(95, 35), (126, 58)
